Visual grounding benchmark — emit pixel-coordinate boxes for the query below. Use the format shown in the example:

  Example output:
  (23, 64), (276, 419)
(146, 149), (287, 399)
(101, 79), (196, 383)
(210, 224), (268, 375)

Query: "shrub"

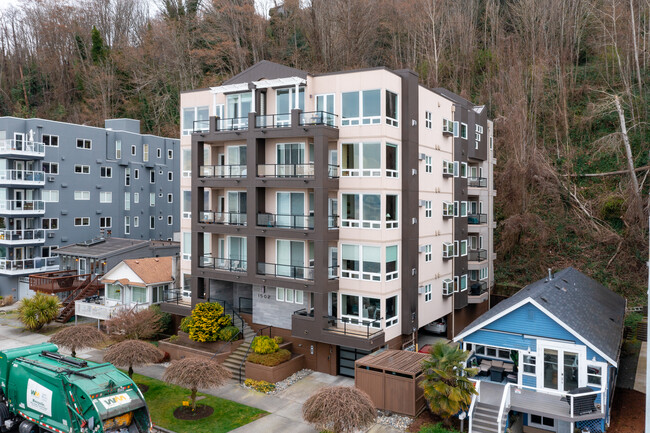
(218, 325), (240, 341)
(149, 304), (172, 334)
(187, 302), (232, 342)
(273, 336), (284, 344)
(106, 308), (163, 340)
(168, 334), (179, 342)
(244, 379), (276, 393)
(179, 316), (194, 333)
(251, 335), (279, 354)
(248, 349), (291, 367)
(419, 423), (461, 433)
(18, 293), (61, 330)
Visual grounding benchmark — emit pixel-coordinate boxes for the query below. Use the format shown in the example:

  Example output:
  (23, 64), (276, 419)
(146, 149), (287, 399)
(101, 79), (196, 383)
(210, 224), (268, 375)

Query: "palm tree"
(17, 293), (61, 331)
(302, 386), (376, 433)
(420, 342), (478, 425)
(163, 357), (231, 411)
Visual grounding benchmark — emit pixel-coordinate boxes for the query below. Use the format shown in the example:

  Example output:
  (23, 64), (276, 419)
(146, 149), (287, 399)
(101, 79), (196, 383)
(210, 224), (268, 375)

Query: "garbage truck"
(0, 343), (151, 433)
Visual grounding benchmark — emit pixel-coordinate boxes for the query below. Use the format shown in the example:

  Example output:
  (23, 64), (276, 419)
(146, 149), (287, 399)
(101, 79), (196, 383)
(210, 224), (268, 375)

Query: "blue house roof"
(455, 267), (626, 366)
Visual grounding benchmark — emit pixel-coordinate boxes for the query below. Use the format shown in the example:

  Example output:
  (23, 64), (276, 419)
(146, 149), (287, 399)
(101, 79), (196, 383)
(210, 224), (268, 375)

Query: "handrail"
(322, 315), (384, 339)
(237, 326), (272, 383)
(468, 379), (480, 433)
(206, 297), (247, 339)
(210, 328), (241, 361)
(497, 383), (512, 433)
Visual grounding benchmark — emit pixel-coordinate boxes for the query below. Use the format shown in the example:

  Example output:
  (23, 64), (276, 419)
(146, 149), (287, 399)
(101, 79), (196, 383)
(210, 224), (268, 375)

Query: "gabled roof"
(223, 60), (308, 85)
(102, 256), (174, 287)
(455, 267), (626, 366)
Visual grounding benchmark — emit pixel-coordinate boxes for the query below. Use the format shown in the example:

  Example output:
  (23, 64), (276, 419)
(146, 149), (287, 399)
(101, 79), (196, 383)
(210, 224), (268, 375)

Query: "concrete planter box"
(159, 331), (242, 363)
(245, 353), (305, 383)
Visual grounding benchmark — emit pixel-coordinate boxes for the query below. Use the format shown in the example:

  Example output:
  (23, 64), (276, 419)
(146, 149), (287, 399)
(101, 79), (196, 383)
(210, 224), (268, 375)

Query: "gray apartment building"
(0, 117), (180, 298)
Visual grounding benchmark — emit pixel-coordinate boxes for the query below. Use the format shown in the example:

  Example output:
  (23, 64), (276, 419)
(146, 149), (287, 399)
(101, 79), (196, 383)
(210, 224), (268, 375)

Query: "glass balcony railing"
(468, 249), (488, 262)
(255, 113), (292, 128)
(257, 262), (315, 281)
(0, 229), (45, 243)
(0, 256), (58, 273)
(199, 255), (247, 273)
(468, 177), (487, 188)
(299, 111), (337, 127)
(0, 170), (45, 184)
(0, 200), (45, 213)
(467, 213), (487, 225)
(0, 139), (45, 156)
(200, 165), (247, 178)
(256, 213), (314, 230)
(199, 211), (247, 226)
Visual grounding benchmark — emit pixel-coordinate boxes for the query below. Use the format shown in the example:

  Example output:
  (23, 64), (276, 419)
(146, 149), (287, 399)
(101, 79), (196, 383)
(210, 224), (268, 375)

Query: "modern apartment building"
(175, 61), (495, 376)
(0, 117), (180, 299)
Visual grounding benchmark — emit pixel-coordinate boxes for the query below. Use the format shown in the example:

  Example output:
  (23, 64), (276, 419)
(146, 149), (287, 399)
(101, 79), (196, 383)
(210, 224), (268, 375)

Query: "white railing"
(514, 383), (606, 417)
(468, 379), (481, 433)
(0, 200), (45, 213)
(497, 383), (513, 433)
(0, 229), (45, 242)
(0, 139), (45, 155)
(75, 299), (149, 320)
(0, 169), (45, 184)
(0, 256), (58, 273)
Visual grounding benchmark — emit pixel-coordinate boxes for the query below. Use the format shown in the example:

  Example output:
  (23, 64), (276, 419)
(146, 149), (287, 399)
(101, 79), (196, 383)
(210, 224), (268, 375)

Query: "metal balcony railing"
(199, 255), (247, 273)
(468, 213), (487, 225)
(293, 307), (315, 318)
(299, 111), (338, 127)
(0, 200), (45, 213)
(0, 170), (45, 184)
(322, 315), (384, 339)
(200, 164), (247, 178)
(255, 113), (292, 128)
(468, 249), (488, 262)
(0, 229), (45, 242)
(257, 262), (315, 280)
(199, 211), (247, 226)
(162, 288), (184, 304)
(0, 139), (45, 156)
(0, 256), (58, 272)
(218, 117), (249, 131)
(469, 280), (488, 296)
(468, 177), (487, 188)
(256, 213), (314, 230)
(257, 163), (315, 178)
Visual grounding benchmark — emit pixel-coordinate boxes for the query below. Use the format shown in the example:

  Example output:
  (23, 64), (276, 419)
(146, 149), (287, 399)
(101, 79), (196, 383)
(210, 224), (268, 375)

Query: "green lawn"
(133, 373), (267, 433)
(419, 423), (460, 433)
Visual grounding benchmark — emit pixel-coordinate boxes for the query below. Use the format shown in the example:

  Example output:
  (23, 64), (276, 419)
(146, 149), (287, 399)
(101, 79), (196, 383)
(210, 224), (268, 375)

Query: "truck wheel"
(0, 402), (9, 422)
(18, 420), (39, 433)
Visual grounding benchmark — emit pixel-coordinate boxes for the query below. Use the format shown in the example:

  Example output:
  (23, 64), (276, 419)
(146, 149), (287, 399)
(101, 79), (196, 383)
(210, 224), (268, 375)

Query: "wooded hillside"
(1, 0), (648, 301)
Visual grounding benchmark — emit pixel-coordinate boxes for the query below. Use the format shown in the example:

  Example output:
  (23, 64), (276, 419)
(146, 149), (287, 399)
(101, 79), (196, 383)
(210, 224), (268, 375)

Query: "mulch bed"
(607, 388), (644, 433)
(137, 384), (149, 393)
(407, 410), (460, 432)
(173, 404), (214, 420)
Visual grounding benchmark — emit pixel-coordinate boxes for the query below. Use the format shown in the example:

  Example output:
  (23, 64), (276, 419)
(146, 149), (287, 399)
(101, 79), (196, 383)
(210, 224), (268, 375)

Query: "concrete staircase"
(471, 402), (507, 433)
(222, 316), (256, 380)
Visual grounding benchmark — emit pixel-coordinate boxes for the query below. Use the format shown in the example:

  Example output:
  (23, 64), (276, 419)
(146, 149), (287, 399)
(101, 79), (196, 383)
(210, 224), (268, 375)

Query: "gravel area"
(376, 410), (413, 431)
(242, 368), (313, 394)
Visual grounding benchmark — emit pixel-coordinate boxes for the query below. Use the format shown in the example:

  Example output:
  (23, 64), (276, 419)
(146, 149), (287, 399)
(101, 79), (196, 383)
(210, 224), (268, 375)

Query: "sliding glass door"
(277, 192), (305, 228)
(276, 240), (304, 278)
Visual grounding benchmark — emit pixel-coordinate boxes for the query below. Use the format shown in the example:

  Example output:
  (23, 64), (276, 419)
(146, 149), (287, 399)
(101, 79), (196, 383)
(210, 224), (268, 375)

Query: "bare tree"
(104, 339), (163, 378)
(302, 386), (376, 433)
(50, 325), (105, 357)
(105, 307), (164, 341)
(162, 357), (231, 411)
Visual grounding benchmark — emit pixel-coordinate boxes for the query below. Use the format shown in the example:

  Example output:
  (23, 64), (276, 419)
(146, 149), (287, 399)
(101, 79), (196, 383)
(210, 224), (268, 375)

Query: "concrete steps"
(222, 319), (256, 380)
(471, 403), (508, 433)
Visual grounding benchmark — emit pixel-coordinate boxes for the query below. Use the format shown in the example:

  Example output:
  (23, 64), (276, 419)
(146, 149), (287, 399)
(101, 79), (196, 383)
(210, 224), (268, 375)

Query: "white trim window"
(385, 90), (398, 127)
(124, 192), (131, 211)
(522, 354), (536, 375)
(182, 106), (209, 135)
(424, 245), (432, 262)
(168, 172), (173, 181)
(529, 415), (554, 431)
(134, 192), (139, 203)
(100, 217), (112, 228)
(168, 215), (173, 225)
(442, 279), (453, 296)
(182, 191), (191, 219)
(442, 160), (455, 176)
(74, 191), (90, 201)
(587, 364), (603, 386)
(460, 240), (468, 257)
(385, 245), (398, 281)
(134, 169), (139, 180)
(341, 244), (381, 281)
(460, 162), (468, 178)
(124, 216), (130, 235)
(115, 140), (121, 159)
(424, 284), (432, 302)
(386, 194), (398, 228)
(74, 164), (89, 174)
(460, 274), (468, 291)
(150, 192), (155, 207)
(182, 232), (191, 260)
(168, 149), (173, 159)
(341, 294), (382, 328)
(43, 162), (58, 175)
(479, 267), (489, 280)
(425, 155), (432, 173)
(99, 191), (112, 203)
(182, 148), (191, 177)
(276, 288), (304, 304)
(42, 190), (59, 203)
(341, 89), (381, 126)
(385, 295), (398, 327)
(424, 200), (432, 218)
(425, 111), (432, 129)
(442, 242), (454, 258)
(386, 143), (398, 178)
(76, 138), (91, 150)
(460, 122), (468, 139)
(443, 201), (454, 217)
(157, 148), (162, 158)
(125, 168), (131, 186)
(341, 142), (381, 177)
(131, 145), (136, 156)
(143, 144), (149, 162)
(43, 218), (58, 230)
(74, 217), (90, 226)
(100, 166), (112, 178)
(134, 216), (139, 227)
(342, 193), (381, 228)
(167, 193), (173, 203)
(442, 118), (457, 135)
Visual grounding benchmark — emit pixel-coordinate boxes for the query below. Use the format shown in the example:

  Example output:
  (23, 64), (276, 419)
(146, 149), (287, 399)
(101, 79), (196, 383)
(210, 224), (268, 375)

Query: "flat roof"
(53, 237), (151, 259)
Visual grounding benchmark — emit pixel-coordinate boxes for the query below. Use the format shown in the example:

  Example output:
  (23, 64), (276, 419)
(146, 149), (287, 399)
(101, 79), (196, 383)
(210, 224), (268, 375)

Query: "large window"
(341, 90), (380, 126)
(43, 162), (58, 175)
(386, 195), (398, 228)
(183, 191), (191, 218)
(42, 190), (59, 203)
(74, 191), (90, 201)
(76, 138), (91, 150)
(226, 94), (251, 128)
(385, 246), (398, 281)
(385, 90), (398, 127)
(43, 134), (58, 147)
(106, 284), (121, 301)
(341, 142), (380, 176)
(341, 294), (381, 327)
(182, 232), (191, 260)
(342, 194), (380, 228)
(276, 87), (305, 125)
(74, 217), (90, 226)
(43, 218), (58, 230)
(386, 296), (398, 327)
(386, 143), (398, 177)
(183, 106), (209, 135)
(100, 166), (112, 178)
(131, 286), (147, 303)
(182, 148), (191, 177)
(341, 244), (381, 281)
(100, 217), (112, 228)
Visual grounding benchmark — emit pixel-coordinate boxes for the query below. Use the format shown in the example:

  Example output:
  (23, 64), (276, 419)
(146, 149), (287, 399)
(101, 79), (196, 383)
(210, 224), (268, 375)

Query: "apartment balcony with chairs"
(0, 139), (45, 158)
(0, 256), (58, 275)
(199, 255), (247, 273)
(468, 213), (487, 225)
(0, 170), (45, 186)
(468, 249), (488, 263)
(0, 200), (45, 215)
(0, 228), (45, 245)
(199, 211), (247, 226)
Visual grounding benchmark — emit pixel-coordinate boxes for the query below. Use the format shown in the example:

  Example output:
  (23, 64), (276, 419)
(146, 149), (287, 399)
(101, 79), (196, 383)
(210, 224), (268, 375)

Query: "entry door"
(14, 218), (23, 240)
(14, 133), (24, 150)
(13, 189), (24, 209)
(14, 161), (24, 180)
(78, 258), (87, 276)
(542, 348), (580, 392)
(227, 192), (246, 224)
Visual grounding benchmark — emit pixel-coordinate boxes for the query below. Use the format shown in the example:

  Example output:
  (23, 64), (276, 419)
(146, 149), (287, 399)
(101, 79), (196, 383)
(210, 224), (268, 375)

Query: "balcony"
(291, 310), (385, 350)
(193, 111), (340, 134)
(468, 213), (487, 225)
(200, 165), (247, 178)
(0, 139), (45, 158)
(0, 200), (45, 215)
(468, 177), (487, 188)
(257, 262), (314, 280)
(159, 288), (192, 315)
(199, 211), (247, 226)
(257, 163), (314, 178)
(0, 256), (59, 275)
(468, 280), (488, 303)
(0, 170), (45, 186)
(75, 297), (150, 320)
(199, 255), (247, 273)
(256, 213), (313, 230)
(299, 111), (337, 127)
(29, 271), (97, 294)
(468, 249), (488, 263)
(0, 229), (45, 245)
(255, 113), (292, 128)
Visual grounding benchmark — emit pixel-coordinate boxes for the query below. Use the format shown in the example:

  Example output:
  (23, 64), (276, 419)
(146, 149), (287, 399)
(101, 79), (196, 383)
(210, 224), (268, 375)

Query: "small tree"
(420, 342), (478, 425)
(104, 340), (163, 378)
(163, 357), (231, 411)
(50, 325), (104, 357)
(18, 293), (61, 331)
(106, 307), (163, 340)
(302, 386), (376, 433)
(186, 302), (232, 342)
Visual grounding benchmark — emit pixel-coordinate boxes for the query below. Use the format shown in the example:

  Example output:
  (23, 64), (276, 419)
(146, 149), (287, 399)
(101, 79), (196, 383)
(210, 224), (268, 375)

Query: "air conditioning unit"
(418, 286), (426, 294)
(442, 279), (454, 296)
(419, 153), (426, 160)
(47, 176), (55, 182)
(418, 245), (427, 253)
(418, 200), (427, 207)
(47, 233), (55, 238)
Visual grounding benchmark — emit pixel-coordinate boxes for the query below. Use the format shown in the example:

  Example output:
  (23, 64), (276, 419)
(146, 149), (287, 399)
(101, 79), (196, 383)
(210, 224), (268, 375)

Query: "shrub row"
(247, 349), (291, 367)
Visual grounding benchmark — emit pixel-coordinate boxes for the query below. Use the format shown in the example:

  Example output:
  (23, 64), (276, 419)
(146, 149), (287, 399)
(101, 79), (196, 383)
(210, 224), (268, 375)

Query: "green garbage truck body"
(0, 343), (151, 433)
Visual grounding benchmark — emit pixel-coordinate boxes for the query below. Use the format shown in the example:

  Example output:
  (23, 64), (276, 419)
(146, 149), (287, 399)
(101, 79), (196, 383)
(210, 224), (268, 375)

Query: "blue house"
(454, 268), (625, 433)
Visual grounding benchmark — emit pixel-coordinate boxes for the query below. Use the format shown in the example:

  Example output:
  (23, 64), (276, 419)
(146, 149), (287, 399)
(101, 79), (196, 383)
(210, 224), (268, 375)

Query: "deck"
(477, 381), (605, 422)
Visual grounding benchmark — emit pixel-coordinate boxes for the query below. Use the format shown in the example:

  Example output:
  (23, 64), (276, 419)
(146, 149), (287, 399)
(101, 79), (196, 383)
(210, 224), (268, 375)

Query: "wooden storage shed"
(355, 349), (429, 416)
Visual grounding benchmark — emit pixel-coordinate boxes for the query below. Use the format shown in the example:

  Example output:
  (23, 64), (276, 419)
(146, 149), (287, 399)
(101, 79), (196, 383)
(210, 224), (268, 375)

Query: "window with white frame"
(425, 155), (432, 173)
(386, 195), (398, 228)
(453, 276), (459, 292)
(183, 191), (191, 218)
(182, 148), (191, 177)
(131, 145), (136, 156)
(341, 142), (381, 176)
(442, 160), (455, 176)
(157, 148), (162, 158)
(386, 245), (398, 281)
(74, 165), (89, 174)
(442, 242), (454, 258)
(182, 232), (191, 260)
(460, 162), (468, 178)
(529, 415), (554, 430)
(124, 216), (130, 235)
(43, 162), (58, 175)
(460, 240), (468, 256)
(43, 218), (58, 230)
(100, 191), (112, 203)
(143, 144), (149, 162)
(115, 140), (121, 159)
(424, 200), (432, 218)
(134, 216), (139, 227)
(168, 216), (173, 225)
(424, 284), (432, 302)
(474, 345), (511, 360)
(168, 149), (173, 159)
(76, 138), (91, 150)
(276, 288), (304, 304)
(168, 172), (173, 181)
(460, 274), (468, 291)
(425, 111), (432, 129)
(341, 90), (380, 126)
(74, 191), (90, 201)
(167, 193), (173, 203)
(341, 294), (382, 327)
(522, 354), (536, 375)
(150, 192), (155, 207)
(134, 192), (139, 203)
(134, 169), (139, 180)
(100, 166), (112, 178)
(341, 244), (381, 281)
(386, 143), (398, 177)
(442, 279), (453, 295)
(182, 106), (209, 135)
(42, 245), (58, 257)
(460, 122), (468, 139)
(74, 217), (90, 226)
(124, 192), (130, 211)
(479, 267), (488, 280)
(443, 201), (454, 217)
(386, 295), (398, 327)
(125, 168), (131, 186)
(43, 134), (58, 147)
(342, 193), (380, 228)
(587, 365), (603, 386)
(424, 244), (432, 262)
(100, 217), (112, 228)
(385, 90), (398, 127)
(442, 118), (458, 135)
(42, 190), (59, 203)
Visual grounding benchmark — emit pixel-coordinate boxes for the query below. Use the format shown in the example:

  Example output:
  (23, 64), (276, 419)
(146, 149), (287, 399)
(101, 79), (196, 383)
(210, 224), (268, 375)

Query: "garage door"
(338, 346), (371, 377)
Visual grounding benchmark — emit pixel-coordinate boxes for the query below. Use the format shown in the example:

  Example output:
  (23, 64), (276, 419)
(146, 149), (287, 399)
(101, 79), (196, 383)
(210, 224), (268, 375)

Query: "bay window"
(341, 294), (381, 328)
(106, 284), (121, 301)
(342, 142), (381, 177)
(386, 195), (398, 228)
(341, 90), (381, 126)
(341, 244), (381, 281)
(342, 194), (380, 228)
(131, 286), (147, 304)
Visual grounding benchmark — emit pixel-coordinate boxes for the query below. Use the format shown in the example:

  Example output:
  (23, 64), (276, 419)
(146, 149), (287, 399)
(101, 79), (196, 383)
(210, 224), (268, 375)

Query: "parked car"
(424, 318), (447, 334)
